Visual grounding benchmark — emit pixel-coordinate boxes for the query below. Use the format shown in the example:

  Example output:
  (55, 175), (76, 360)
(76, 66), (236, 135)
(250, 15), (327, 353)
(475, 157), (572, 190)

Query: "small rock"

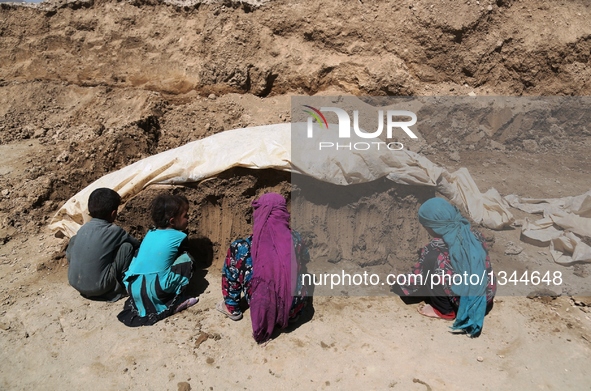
(177, 382), (191, 391)
(56, 150), (69, 163)
(208, 94), (216, 100)
(487, 5), (493, 11)
(489, 140), (505, 151)
(526, 288), (559, 301)
(1, 189), (9, 197)
(33, 128), (46, 138)
(523, 139), (538, 153)
(504, 241), (523, 255)
(449, 151), (461, 162)
(194, 332), (210, 349)
(477, 356), (484, 362)
(468, 91), (476, 97)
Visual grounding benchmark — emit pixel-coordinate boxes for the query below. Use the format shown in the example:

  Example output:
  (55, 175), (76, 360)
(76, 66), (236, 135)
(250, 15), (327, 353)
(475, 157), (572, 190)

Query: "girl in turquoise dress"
(117, 194), (198, 327)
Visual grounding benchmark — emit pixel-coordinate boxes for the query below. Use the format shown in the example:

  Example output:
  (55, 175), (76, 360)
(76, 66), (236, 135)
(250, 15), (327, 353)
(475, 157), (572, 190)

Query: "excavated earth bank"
(1, 0), (591, 390)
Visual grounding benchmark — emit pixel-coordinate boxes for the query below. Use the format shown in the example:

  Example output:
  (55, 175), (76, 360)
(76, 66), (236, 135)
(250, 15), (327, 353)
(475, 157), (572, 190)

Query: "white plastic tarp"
(49, 123), (514, 238)
(506, 191), (591, 264)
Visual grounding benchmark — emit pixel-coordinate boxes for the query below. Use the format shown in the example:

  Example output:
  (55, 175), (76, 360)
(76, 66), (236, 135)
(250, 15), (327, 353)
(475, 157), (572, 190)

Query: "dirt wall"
(0, 0), (589, 261)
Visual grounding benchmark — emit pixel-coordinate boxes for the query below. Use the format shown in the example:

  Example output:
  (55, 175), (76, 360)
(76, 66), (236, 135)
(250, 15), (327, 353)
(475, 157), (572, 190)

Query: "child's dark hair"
(88, 188), (121, 220)
(151, 193), (189, 228)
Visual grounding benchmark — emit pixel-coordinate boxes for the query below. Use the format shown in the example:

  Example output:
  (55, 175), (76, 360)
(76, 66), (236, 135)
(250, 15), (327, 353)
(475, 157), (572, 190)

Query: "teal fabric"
(123, 229), (190, 317)
(418, 198), (488, 336)
(127, 229), (187, 274)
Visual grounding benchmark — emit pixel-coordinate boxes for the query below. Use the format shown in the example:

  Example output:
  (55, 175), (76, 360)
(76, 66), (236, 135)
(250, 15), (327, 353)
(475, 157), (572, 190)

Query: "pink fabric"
(249, 193), (295, 343)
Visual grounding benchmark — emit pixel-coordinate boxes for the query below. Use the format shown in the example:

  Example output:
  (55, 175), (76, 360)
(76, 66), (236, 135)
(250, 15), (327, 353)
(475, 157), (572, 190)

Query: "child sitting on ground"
(117, 193), (198, 327)
(66, 187), (140, 302)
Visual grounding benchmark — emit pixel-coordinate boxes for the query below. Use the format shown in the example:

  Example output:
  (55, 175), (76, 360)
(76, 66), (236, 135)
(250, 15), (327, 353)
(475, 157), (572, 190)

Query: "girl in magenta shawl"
(218, 193), (309, 343)
(250, 193), (298, 342)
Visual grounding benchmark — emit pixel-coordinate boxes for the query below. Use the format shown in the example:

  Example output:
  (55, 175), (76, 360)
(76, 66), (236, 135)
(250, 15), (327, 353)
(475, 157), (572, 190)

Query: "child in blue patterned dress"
(117, 193), (198, 327)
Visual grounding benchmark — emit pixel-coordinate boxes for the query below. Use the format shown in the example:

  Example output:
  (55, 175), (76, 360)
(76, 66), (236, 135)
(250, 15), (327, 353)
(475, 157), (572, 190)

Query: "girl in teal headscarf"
(396, 197), (496, 337)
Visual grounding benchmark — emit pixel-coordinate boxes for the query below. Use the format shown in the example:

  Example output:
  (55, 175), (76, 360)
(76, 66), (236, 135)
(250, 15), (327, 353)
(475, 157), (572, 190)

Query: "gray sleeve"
(65, 235), (77, 264)
(125, 232), (141, 249)
(111, 225), (140, 249)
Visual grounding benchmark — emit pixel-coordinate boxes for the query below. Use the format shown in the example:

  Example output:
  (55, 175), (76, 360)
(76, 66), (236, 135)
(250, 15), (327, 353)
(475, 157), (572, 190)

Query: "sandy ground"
(1, 0), (591, 390)
(1, 121), (591, 391)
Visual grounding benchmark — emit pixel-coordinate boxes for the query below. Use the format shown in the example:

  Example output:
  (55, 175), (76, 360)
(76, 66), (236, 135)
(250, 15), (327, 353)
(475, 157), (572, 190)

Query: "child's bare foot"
(417, 303), (454, 320)
(417, 303), (439, 318)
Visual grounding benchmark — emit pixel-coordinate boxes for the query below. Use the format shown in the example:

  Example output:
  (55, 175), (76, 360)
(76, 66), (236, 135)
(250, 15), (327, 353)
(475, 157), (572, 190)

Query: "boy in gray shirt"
(66, 188), (140, 301)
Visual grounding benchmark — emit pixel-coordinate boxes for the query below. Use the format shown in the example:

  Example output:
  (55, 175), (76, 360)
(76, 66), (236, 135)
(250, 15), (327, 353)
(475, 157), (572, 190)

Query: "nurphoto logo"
(303, 105), (418, 151)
